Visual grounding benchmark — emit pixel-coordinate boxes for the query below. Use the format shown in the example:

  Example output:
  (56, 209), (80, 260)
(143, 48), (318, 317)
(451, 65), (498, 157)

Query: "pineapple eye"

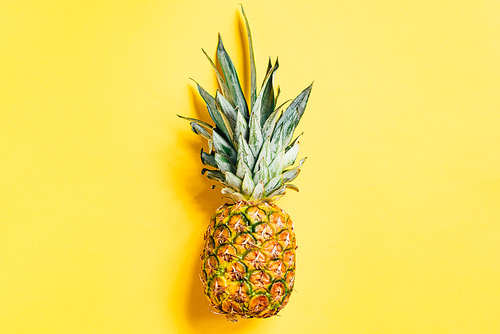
(246, 206), (266, 222)
(283, 249), (295, 266)
(248, 295), (270, 313)
(203, 255), (219, 276)
(227, 281), (251, 303)
(262, 240), (282, 259)
(270, 281), (287, 302)
(216, 244), (237, 262)
(249, 270), (271, 290)
(253, 223), (273, 241)
(213, 225), (231, 245)
(227, 214), (248, 233)
(210, 276), (228, 299)
(233, 233), (256, 251)
(203, 236), (216, 254)
(226, 261), (246, 281)
(285, 270), (296, 286)
(267, 260), (286, 278)
(269, 212), (286, 229)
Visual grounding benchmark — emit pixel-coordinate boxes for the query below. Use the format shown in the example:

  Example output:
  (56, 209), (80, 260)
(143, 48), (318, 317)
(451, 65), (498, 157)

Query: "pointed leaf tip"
(216, 30), (249, 118)
(240, 4), (257, 110)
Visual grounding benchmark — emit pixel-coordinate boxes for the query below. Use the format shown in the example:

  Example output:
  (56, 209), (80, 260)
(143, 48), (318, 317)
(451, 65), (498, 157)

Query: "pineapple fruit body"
(201, 201), (296, 321)
(180, 6), (311, 321)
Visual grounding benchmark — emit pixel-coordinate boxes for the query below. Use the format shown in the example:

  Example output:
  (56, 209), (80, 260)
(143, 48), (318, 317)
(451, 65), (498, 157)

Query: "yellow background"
(1, 1), (498, 333)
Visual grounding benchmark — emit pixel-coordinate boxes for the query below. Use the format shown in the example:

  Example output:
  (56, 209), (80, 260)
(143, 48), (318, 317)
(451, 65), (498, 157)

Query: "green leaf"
(217, 34), (249, 118)
(215, 153), (236, 174)
(266, 186), (286, 199)
(215, 91), (237, 129)
(282, 169), (300, 183)
(177, 114), (213, 131)
(261, 59), (278, 126)
(203, 170), (226, 184)
(297, 157), (307, 168)
(251, 181), (265, 200)
(288, 83), (313, 128)
(254, 137), (271, 173)
(190, 122), (211, 140)
(264, 174), (282, 195)
(215, 104), (236, 147)
(201, 49), (232, 104)
(286, 132), (303, 151)
(237, 134), (256, 171)
(263, 58), (272, 87)
(261, 106), (281, 141)
(275, 85), (281, 106)
(241, 172), (255, 196)
(286, 157), (307, 171)
(251, 58), (278, 127)
(200, 149), (217, 168)
(225, 172), (243, 191)
(248, 109), (264, 157)
(221, 187), (235, 195)
(193, 80), (232, 143)
(236, 156), (253, 180)
(274, 83), (313, 145)
(269, 123), (284, 162)
(282, 139), (300, 169)
(285, 184), (299, 192)
(268, 150), (283, 180)
(234, 110), (248, 143)
(282, 109), (299, 147)
(221, 187), (245, 201)
(213, 131), (237, 163)
(261, 99), (290, 142)
(253, 158), (269, 185)
(240, 5), (256, 110)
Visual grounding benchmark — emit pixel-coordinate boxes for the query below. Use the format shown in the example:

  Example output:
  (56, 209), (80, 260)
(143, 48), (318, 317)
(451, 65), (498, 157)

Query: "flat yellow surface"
(1, 1), (499, 333)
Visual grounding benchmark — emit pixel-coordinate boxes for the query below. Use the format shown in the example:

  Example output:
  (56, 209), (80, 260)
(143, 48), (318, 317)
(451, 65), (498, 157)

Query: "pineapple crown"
(179, 6), (312, 202)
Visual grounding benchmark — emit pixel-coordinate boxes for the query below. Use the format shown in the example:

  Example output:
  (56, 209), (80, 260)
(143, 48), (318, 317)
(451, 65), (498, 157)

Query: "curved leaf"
(240, 5), (256, 109)
(251, 182), (265, 199)
(191, 122), (212, 142)
(215, 152), (236, 174)
(225, 172), (243, 191)
(203, 169), (226, 184)
(265, 174), (282, 195)
(200, 149), (217, 168)
(285, 184), (300, 192)
(213, 131), (237, 163)
(237, 134), (255, 171)
(201, 49), (232, 103)
(217, 34), (249, 118)
(235, 110), (248, 143)
(253, 158), (269, 185)
(215, 91), (237, 129)
(192, 80), (232, 143)
(248, 110), (263, 157)
(274, 83), (313, 145)
(242, 172), (255, 196)
(177, 114), (213, 131)
(282, 169), (300, 183)
(282, 140), (300, 169)
(251, 58), (278, 127)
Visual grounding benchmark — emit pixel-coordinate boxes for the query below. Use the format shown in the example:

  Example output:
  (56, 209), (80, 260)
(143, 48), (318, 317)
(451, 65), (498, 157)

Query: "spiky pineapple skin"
(201, 200), (296, 321)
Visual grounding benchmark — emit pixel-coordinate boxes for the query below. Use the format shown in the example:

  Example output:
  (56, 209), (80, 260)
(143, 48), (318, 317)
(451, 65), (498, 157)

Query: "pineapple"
(179, 6), (312, 322)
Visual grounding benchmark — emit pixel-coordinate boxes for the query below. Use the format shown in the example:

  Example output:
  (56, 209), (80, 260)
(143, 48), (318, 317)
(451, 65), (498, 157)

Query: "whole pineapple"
(180, 7), (312, 322)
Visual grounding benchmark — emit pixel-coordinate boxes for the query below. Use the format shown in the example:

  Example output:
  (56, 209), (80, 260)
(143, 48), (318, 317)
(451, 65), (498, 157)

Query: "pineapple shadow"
(173, 12), (262, 332)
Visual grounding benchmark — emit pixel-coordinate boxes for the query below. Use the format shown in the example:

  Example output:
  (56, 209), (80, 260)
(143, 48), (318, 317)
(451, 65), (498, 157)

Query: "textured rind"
(201, 201), (296, 321)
